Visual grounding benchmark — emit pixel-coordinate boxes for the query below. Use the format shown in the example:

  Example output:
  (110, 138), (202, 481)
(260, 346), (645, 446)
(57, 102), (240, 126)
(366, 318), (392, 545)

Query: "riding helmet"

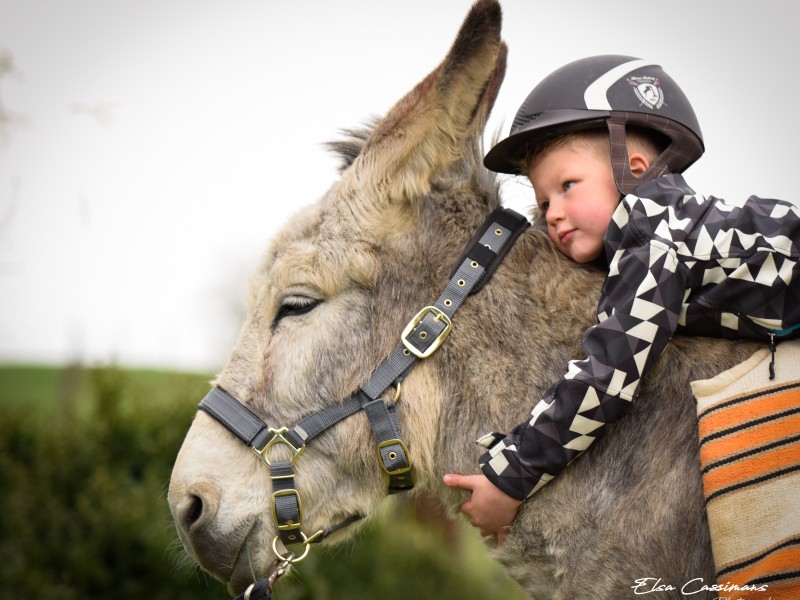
(483, 55), (704, 194)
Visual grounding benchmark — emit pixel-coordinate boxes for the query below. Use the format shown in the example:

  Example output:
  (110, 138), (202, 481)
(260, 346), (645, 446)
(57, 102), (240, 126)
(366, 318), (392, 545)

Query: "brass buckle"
(401, 306), (452, 358)
(376, 439), (413, 475)
(253, 427), (305, 467)
(272, 489), (303, 532)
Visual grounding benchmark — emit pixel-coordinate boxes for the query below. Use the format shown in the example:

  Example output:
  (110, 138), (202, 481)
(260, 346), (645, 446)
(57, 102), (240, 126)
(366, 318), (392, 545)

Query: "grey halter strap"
(197, 206), (530, 564)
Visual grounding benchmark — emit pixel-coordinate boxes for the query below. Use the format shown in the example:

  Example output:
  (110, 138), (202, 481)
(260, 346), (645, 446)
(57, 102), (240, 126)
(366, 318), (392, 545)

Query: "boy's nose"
(545, 203), (565, 225)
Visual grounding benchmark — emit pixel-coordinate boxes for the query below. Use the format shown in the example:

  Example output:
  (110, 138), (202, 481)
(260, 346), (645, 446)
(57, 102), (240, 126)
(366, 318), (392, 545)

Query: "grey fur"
(169, 2), (755, 597)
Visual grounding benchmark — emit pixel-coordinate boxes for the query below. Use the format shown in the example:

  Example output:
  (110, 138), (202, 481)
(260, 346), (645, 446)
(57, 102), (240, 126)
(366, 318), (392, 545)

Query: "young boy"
(444, 55), (800, 542)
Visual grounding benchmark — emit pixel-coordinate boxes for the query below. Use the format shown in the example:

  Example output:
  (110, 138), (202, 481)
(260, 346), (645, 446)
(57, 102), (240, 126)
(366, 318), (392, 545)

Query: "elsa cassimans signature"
(631, 577), (770, 596)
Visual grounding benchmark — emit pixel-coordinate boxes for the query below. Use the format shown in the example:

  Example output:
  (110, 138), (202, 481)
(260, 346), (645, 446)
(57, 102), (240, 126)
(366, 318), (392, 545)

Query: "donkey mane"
(327, 114), (501, 211)
(325, 124), (376, 173)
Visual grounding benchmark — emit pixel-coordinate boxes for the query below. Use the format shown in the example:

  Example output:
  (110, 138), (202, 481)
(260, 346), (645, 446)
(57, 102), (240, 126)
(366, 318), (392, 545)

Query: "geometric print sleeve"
(480, 212), (689, 500)
(479, 174), (800, 500)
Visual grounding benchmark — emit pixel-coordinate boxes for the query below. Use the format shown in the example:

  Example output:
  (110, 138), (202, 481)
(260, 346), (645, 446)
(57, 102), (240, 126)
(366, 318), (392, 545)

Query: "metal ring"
(391, 382), (402, 403)
(272, 534), (311, 563)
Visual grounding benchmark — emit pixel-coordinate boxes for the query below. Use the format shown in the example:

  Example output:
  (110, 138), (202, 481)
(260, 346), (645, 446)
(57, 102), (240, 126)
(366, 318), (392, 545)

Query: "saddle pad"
(691, 340), (800, 599)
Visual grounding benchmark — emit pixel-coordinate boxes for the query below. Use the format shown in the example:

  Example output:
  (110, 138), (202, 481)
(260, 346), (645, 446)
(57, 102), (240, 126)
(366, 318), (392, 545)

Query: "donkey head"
(168, 1), (508, 593)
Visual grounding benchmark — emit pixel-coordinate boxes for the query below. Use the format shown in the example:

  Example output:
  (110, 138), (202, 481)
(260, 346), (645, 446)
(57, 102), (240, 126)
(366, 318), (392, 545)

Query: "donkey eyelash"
(274, 297), (321, 323)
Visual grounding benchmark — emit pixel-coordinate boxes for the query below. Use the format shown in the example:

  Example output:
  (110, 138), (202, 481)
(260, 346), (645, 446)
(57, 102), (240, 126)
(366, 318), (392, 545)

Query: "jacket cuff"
(479, 444), (541, 501)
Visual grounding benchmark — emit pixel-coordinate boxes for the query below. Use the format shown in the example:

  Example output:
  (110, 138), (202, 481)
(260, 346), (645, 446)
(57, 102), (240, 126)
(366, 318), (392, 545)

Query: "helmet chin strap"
(606, 112), (705, 196)
(607, 117), (669, 195)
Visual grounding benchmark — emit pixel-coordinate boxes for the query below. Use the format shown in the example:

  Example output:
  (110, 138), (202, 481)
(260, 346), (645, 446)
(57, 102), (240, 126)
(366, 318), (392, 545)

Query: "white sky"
(0, 0), (797, 372)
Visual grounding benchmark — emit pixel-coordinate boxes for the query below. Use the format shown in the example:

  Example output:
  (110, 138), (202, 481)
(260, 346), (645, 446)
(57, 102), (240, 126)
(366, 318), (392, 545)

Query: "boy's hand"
(443, 473), (523, 544)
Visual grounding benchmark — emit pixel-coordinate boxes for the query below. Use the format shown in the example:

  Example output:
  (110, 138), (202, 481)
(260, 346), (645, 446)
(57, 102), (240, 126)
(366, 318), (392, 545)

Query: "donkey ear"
(473, 40), (507, 141)
(348, 0), (504, 203)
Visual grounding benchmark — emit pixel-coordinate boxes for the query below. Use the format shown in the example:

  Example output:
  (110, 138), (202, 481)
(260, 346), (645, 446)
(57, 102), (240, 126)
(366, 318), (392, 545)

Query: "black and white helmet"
(484, 55), (704, 194)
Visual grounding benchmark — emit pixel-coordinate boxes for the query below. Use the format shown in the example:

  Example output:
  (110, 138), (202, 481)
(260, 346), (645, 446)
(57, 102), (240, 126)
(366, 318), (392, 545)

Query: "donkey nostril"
(180, 494), (205, 531)
(171, 483), (219, 537)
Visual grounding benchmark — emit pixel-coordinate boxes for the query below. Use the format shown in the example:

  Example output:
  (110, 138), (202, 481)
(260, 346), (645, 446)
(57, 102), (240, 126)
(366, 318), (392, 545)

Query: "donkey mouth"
(227, 526), (270, 595)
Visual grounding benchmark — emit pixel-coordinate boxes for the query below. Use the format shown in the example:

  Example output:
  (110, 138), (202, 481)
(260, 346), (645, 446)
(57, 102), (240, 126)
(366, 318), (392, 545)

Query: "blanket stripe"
(692, 342), (800, 599)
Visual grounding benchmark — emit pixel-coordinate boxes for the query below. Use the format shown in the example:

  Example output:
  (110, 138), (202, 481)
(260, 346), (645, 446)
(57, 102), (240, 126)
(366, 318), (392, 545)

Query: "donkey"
(168, 1), (759, 597)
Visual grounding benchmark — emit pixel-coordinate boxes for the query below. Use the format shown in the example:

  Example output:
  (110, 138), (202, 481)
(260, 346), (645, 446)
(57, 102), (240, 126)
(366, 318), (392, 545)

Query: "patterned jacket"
(480, 174), (800, 500)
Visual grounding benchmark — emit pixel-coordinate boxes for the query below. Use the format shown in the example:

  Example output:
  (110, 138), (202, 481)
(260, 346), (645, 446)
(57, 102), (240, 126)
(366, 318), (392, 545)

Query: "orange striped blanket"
(691, 340), (800, 599)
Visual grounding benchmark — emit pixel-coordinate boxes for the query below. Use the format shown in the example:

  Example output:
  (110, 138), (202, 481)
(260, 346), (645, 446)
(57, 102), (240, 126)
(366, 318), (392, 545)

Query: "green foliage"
(0, 364), (214, 599)
(0, 365), (522, 599)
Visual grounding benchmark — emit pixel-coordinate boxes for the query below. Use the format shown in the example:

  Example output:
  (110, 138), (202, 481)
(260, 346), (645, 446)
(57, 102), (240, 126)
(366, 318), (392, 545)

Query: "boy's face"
(528, 144), (621, 264)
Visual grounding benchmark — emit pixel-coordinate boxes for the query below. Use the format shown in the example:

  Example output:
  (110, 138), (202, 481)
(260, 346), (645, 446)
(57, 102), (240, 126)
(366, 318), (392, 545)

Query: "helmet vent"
(511, 112), (542, 133)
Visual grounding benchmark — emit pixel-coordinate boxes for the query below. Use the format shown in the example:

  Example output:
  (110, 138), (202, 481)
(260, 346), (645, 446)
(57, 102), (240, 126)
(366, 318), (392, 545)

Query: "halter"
(196, 207), (529, 595)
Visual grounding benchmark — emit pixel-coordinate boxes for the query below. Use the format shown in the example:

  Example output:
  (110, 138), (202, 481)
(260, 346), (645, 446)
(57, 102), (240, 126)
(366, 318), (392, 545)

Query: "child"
(444, 55), (800, 542)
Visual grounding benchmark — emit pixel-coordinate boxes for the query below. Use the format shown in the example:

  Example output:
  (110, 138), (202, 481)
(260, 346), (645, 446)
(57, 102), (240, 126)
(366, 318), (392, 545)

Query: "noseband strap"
(197, 207), (529, 574)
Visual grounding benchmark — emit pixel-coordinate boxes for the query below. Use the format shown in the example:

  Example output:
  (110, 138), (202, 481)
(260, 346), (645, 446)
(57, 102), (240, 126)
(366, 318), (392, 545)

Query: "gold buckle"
(272, 489), (303, 531)
(401, 306), (452, 358)
(376, 439), (413, 475)
(253, 427), (305, 467)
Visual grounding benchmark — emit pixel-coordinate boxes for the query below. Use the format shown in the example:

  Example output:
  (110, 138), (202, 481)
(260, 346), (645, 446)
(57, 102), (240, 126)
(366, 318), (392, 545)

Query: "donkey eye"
(274, 296), (320, 323)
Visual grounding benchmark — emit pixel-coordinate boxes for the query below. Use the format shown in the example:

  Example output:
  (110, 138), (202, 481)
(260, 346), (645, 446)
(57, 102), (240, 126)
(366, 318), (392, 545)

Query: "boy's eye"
(563, 181), (575, 192)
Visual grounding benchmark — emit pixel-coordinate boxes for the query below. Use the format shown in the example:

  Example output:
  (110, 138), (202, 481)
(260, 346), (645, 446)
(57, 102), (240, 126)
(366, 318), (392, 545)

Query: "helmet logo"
(628, 75), (664, 110)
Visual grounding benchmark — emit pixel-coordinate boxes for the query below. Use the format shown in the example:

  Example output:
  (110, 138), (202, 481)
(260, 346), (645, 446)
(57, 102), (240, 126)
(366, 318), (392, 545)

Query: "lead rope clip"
(268, 554), (292, 587)
(242, 555), (293, 600)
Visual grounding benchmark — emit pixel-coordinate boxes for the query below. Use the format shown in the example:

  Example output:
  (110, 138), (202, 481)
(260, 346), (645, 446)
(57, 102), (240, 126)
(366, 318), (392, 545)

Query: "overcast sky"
(0, 0), (797, 372)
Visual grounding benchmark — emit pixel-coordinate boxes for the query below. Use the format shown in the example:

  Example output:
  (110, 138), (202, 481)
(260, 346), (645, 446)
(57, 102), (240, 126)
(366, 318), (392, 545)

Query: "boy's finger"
(443, 474), (474, 490)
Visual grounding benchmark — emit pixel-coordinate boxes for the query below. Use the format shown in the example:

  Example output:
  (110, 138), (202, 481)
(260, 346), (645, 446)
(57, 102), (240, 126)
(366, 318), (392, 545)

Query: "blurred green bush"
(0, 364), (522, 599)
